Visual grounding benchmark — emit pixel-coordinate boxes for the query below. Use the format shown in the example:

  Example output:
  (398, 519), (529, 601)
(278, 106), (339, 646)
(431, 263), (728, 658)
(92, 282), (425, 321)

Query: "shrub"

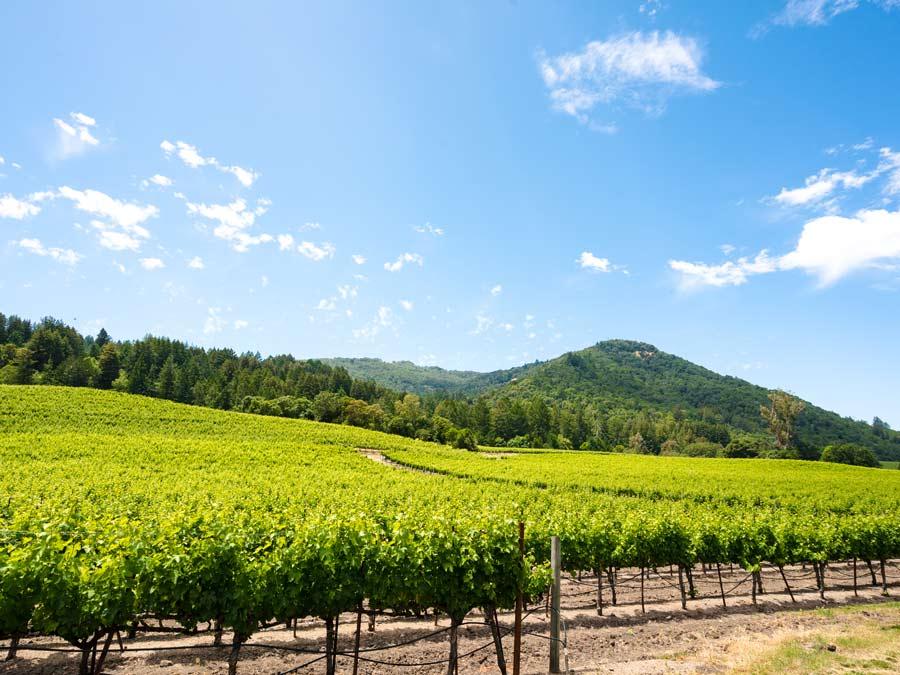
(820, 443), (879, 468)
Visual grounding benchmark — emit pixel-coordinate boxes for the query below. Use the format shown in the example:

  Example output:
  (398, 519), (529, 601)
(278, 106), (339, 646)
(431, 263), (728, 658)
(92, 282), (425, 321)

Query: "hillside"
(492, 340), (899, 458)
(327, 340), (900, 460)
(322, 357), (538, 394)
(3, 311), (897, 459)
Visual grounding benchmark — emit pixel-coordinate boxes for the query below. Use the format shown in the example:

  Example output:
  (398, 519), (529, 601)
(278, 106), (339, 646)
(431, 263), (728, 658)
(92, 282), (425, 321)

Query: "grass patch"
(733, 604), (900, 674)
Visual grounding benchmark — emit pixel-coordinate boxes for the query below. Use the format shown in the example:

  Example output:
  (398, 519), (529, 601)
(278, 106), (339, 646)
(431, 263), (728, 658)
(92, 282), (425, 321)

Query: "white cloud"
(161, 139), (258, 186)
(146, 174), (173, 187)
(277, 234), (295, 251)
(490, 284), (503, 296)
(261, 275), (269, 287)
(765, 0), (898, 29)
(317, 298), (337, 311)
(400, 300), (414, 311)
(471, 313), (494, 335)
(669, 251), (778, 289)
(578, 251), (612, 272)
(139, 257), (165, 271)
(780, 208), (900, 285)
(97, 230), (142, 252)
(539, 31), (720, 124)
(384, 252), (424, 272)
(499, 322), (514, 332)
(878, 147), (900, 195)
(52, 112), (100, 159)
(639, 0), (665, 17)
(414, 222), (444, 236)
(353, 306), (394, 340)
(337, 284), (357, 300)
(234, 319), (249, 330)
(70, 112), (96, 127)
(352, 254), (367, 265)
(18, 238), (82, 265)
(203, 307), (227, 335)
(772, 167), (873, 207)
(0, 194), (41, 219)
(59, 186), (158, 230)
(188, 256), (204, 270)
(297, 240), (336, 261)
(186, 198), (273, 252)
(671, 208), (900, 289)
(720, 243), (736, 255)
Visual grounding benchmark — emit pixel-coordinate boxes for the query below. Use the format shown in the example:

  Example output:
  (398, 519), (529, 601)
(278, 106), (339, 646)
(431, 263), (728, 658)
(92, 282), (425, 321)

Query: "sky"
(2, 0), (899, 427)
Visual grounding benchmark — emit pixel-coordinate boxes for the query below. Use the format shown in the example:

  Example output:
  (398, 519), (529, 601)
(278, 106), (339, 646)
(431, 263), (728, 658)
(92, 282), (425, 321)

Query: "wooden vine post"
(549, 535), (561, 674)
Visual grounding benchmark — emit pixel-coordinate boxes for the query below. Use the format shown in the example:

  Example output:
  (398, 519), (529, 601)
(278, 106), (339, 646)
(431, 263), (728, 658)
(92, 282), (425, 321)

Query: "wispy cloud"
(0, 194), (41, 219)
(414, 222), (444, 236)
(755, 0), (899, 34)
(51, 112), (101, 160)
(18, 238), (82, 265)
(353, 306), (394, 340)
(384, 252), (423, 272)
(161, 139), (258, 187)
(139, 257), (165, 271)
(297, 241), (336, 261)
(186, 197), (273, 252)
(577, 251), (628, 274)
(538, 31), (720, 126)
(188, 256), (204, 270)
(670, 208), (900, 289)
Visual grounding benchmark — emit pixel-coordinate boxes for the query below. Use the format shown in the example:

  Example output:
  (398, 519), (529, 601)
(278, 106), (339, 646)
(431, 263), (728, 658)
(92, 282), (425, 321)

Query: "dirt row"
(2, 561), (897, 674)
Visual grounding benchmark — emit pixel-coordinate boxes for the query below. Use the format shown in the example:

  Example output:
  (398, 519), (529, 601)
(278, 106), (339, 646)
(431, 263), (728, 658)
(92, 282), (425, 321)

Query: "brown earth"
(3, 563), (897, 674)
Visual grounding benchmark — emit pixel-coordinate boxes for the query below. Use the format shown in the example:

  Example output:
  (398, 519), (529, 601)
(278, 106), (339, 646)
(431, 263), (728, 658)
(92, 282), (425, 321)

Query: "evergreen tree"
(155, 356), (177, 399)
(95, 328), (110, 349)
(127, 342), (154, 395)
(95, 343), (120, 389)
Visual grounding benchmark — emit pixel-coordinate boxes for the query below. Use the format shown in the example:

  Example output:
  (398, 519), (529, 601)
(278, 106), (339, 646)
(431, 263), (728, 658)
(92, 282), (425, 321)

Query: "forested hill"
(490, 340), (898, 458)
(325, 340), (900, 460)
(321, 357), (537, 394)
(2, 311), (897, 460)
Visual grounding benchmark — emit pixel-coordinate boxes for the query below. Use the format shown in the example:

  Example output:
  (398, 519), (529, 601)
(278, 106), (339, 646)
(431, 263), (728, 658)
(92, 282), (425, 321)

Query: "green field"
(1, 385), (899, 671)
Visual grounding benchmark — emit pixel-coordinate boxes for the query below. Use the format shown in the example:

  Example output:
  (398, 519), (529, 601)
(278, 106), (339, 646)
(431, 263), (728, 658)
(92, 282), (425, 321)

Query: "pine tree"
(95, 328), (111, 349)
(95, 343), (120, 389)
(156, 356), (177, 400)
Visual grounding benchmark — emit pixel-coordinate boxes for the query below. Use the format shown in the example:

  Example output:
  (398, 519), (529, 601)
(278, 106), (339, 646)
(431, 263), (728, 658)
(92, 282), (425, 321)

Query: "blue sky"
(2, 0), (899, 426)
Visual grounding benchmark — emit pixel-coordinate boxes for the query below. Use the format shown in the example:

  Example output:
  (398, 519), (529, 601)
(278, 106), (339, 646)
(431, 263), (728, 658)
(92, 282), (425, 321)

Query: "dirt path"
(358, 448), (440, 474)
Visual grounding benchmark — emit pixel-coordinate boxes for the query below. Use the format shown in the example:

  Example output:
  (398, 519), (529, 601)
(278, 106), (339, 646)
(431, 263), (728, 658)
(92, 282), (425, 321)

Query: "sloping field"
(1, 385), (898, 674)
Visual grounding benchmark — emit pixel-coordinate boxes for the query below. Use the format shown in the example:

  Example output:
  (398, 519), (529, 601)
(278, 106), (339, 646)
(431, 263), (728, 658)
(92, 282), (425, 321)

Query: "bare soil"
(3, 563), (897, 674)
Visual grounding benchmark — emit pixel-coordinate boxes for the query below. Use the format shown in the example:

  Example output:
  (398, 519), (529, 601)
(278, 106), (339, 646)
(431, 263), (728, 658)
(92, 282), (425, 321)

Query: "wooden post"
(853, 558), (858, 597)
(716, 563), (726, 608)
(353, 605), (363, 675)
(880, 560), (889, 596)
(595, 568), (603, 615)
(677, 565), (687, 610)
(513, 521), (524, 675)
(778, 566), (795, 603)
(550, 535), (561, 674)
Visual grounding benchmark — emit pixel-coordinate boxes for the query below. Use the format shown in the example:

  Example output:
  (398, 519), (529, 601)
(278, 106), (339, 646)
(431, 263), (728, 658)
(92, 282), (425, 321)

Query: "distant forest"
(2, 312), (897, 461)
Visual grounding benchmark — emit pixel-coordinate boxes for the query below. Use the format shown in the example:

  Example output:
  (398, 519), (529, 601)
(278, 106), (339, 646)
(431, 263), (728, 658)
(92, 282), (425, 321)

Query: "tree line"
(0, 312), (889, 466)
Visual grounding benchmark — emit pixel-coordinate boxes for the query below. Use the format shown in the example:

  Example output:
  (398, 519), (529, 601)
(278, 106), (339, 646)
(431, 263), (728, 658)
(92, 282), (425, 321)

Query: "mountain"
(322, 357), (539, 395)
(327, 340), (900, 460)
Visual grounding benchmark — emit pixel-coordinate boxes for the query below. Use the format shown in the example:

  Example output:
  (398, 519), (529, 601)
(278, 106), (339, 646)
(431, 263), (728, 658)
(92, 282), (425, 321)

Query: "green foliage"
(821, 443), (879, 468)
(3, 313), (899, 461)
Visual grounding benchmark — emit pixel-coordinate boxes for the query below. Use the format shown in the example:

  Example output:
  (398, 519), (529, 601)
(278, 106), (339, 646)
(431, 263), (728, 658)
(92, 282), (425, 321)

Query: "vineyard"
(1, 385), (899, 674)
